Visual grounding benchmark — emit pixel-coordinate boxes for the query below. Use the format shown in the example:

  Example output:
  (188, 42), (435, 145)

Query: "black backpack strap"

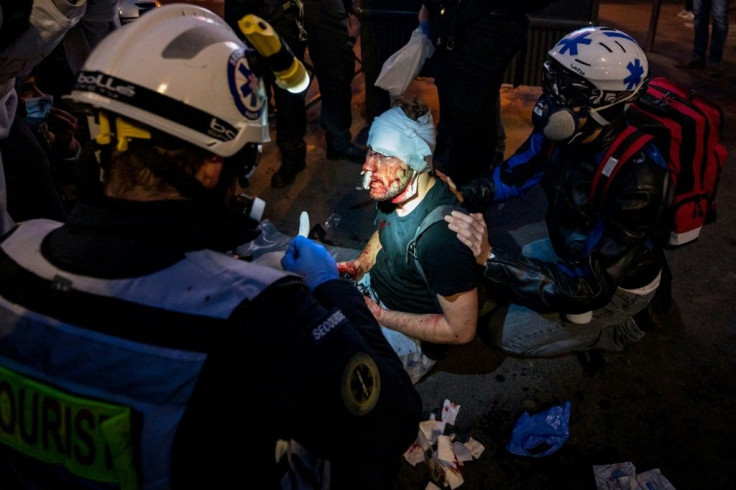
(406, 204), (463, 283)
(589, 126), (654, 210)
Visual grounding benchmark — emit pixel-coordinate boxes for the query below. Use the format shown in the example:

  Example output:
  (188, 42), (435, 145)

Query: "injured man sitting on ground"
(338, 96), (479, 383)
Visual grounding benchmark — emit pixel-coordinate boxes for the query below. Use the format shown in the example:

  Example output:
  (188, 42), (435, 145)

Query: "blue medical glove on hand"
(281, 235), (339, 291)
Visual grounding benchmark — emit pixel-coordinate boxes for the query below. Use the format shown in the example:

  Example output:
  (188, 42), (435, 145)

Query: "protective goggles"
(542, 61), (599, 108)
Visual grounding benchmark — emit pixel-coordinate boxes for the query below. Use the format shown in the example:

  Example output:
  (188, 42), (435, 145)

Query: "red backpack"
(590, 77), (728, 246)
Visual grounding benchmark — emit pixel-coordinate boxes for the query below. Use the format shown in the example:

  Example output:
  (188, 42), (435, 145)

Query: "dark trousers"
(225, 0), (356, 166)
(430, 15), (528, 185)
(303, 0), (356, 152)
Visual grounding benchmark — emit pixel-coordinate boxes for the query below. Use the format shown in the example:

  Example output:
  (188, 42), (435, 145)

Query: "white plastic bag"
(374, 27), (435, 98)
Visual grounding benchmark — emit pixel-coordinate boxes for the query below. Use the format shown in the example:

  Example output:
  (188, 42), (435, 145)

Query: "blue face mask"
(531, 93), (587, 142)
(23, 94), (53, 128)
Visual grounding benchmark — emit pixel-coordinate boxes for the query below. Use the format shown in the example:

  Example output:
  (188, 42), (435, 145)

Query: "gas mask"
(534, 59), (605, 143)
(532, 94), (608, 143)
(531, 94), (587, 142)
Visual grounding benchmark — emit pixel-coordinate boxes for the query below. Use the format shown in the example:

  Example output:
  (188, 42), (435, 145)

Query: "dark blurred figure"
(225, 0), (365, 188)
(420, 0), (552, 185)
(0, 73), (80, 221)
(677, 0), (694, 20)
(35, 0), (120, 104)
(1, 1), (118, 224)
(684, 0), (728, 77)
(0, 0), (88, 232)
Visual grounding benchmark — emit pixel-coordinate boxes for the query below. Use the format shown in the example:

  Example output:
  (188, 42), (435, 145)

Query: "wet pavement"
(239, 1), (736, 488)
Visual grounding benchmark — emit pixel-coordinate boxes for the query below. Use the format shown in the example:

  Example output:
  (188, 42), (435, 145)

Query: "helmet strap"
(150, 160), (219, 202)
(586, 80), (646, 127)
(587, 107), (611, 126)
(566, 107), (605, 145)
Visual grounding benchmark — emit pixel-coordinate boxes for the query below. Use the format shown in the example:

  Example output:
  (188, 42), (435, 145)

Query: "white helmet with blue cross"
(545, 26), (648, 125)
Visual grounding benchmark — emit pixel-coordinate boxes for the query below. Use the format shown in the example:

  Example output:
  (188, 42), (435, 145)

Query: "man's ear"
(195, 155), (224, 189)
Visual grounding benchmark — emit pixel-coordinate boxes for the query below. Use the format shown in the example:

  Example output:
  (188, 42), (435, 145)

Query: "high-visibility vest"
(0, 219), (288, 489)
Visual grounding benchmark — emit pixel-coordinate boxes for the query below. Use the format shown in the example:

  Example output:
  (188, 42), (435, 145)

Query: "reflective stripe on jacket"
(0, 219), (287, 489)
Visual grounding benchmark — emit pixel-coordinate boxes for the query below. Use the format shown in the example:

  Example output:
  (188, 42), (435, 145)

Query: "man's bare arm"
(365, 288), (478, 344)
(337, 231), (382, 279)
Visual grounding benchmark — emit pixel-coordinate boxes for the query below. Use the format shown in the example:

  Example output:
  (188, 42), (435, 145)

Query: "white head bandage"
(366, 106), (435, 172)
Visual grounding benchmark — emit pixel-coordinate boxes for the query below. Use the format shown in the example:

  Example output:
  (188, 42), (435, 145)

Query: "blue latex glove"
(507, 401), (571, 458)
(281, 235), (339, 291)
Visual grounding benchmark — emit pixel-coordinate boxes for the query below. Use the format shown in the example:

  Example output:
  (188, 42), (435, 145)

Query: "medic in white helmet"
(0, 5), (420, 488)
(445, 26), (675, 359)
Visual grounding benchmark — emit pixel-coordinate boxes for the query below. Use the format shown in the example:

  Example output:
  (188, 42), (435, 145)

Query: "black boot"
(326, 138), (366, 164)
(327, 143), (366, 164)
(272, 139), (306, 188)
(271, 161), (306, 188)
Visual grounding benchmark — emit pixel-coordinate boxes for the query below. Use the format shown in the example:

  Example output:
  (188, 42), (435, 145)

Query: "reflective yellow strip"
(0, 366), (138, 489)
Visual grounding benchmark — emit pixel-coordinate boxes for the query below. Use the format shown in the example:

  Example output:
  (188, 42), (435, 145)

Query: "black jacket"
(461, 123), (674, 314)
(0, 197), (421, 489)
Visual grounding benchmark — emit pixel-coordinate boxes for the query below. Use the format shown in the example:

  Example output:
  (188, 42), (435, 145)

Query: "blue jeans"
(692, 0), (729, 63)
(490, 239), (653, 357)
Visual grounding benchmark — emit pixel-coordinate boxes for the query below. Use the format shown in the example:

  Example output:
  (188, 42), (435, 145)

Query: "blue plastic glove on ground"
(281, 235), (339, 291)
(507, 401), (571, 458)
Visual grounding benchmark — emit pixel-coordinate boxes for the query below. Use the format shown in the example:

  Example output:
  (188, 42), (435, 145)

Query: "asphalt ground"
(237, 1), (736, 488)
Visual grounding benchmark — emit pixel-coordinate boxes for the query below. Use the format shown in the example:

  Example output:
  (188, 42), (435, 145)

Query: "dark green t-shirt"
(371, 180), (477, 314)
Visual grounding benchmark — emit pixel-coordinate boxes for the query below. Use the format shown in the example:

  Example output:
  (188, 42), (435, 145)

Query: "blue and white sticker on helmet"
(228, 50), (265, 121)
(556, 30), (593, 56)
(623, 59), (645, 90)
(601, 29), (637, 43)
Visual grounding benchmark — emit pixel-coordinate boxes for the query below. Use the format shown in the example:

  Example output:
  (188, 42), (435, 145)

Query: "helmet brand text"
(76, 72), (136, 98)
(209, 118), (237, 141)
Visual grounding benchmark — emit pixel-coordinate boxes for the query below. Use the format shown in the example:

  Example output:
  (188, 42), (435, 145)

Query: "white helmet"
(548, 26), (648, 93)
(545, 26), (648, 126)
(65, 3), (269, 157)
